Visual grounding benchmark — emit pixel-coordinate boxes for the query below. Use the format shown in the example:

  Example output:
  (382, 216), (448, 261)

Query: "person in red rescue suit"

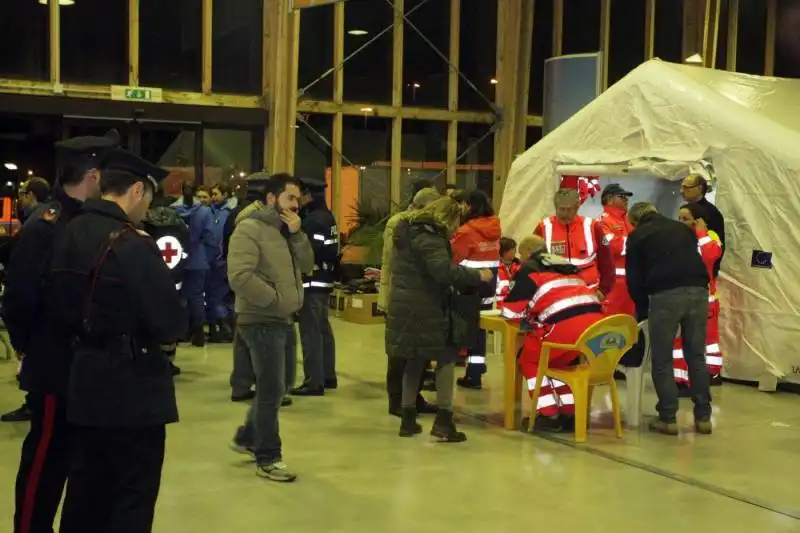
(674, 203), (724, 388)
(597, 183), (636, 317)
(450, 190), (502, 390)
(495, 237), (520, 309)
(502, 235), (606, 433)
(533, 188), (615, 301)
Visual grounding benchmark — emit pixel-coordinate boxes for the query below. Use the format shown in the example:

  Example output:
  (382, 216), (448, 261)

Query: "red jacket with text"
(534, 215), (614, 295)
(495, 259), (521, 309)
(451, 215), (502, 305)
(501, 253), (603, 330)
(597, 205), (635, 315)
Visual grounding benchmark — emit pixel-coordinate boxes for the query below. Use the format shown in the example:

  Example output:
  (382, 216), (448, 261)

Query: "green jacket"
(227, 202), (315, 325)
(378, 210), (411, 311)
(384, 213), (481, 363)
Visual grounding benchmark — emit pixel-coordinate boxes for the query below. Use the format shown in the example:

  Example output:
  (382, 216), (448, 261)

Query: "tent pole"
(726, 0), (739, 71)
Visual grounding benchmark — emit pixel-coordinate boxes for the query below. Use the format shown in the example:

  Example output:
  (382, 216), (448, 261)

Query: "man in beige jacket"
(227, 174), (314, 483)
(379, 187), (440, 417)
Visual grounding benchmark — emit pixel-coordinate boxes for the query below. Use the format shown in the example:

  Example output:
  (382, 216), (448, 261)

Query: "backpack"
(143, 206), (190, 288)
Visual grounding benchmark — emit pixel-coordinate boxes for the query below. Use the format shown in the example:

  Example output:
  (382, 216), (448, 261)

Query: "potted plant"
(340, 200), (391, 275)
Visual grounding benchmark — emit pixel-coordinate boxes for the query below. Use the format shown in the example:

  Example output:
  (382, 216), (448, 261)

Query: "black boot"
(190, 328), (206, 347)
(430, 410), (467, 443)
(399, 407), (422, 437)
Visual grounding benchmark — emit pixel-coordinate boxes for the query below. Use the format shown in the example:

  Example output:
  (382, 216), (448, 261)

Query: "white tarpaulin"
(500, 59), (800, 385)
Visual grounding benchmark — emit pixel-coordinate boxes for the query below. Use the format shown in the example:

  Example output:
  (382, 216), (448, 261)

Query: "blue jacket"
(175, 202), (216, 270)
(209, 198), (237, 268)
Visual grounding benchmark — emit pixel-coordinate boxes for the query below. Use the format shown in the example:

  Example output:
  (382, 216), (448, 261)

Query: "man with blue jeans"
(226, 174), (314, 482)
(625, 202), (713, 436)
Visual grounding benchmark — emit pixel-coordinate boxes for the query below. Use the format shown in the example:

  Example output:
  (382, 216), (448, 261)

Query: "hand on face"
(280, 209), (302, 234)
(694, 217), (708, 232)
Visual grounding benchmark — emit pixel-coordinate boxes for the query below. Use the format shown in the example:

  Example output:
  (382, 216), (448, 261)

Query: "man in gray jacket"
(227, 174), (314, 482)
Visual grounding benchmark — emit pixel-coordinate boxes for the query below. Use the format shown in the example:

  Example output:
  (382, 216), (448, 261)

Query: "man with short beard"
(227, 173), (314, 482)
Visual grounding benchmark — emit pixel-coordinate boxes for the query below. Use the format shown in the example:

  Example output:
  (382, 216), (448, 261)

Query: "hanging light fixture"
(38, 0), (76, 5)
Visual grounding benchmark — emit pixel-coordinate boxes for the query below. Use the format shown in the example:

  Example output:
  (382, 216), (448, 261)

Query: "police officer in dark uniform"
(143, 188), (190, 376)
(290, 177), (339, 396)
(5, 131), (119, 533)
(50, 148), (187, 533)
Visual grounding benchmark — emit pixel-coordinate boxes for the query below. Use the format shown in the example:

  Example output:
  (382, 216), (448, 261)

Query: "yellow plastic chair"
(528, 314), (638, 443)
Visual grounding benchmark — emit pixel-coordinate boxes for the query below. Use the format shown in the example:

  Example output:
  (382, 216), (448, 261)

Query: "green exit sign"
(125, 88), (151, 100)
(111, 85), (163, 103)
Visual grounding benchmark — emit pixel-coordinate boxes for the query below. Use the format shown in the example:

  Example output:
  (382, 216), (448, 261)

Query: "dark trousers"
(181, 269), (207, 330)
(298, 292), (336, 389)
(14, 393), (69, 533)
(235, 323), (294, 464)
(386, 356), (426, 408)
(464, 328), (488, 378)
(59, 425), (166, 533)
(649, 286), (712, 422)
(205, 262), (230, 323)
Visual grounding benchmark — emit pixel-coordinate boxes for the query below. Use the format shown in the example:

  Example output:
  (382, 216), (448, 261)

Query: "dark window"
(298, 3), (334, 100)
(0, 0), (49, 79)
(737, 0), (767, 75)
(212, 0), (263, 94)
(344, 0), (393, 103)
(526, 126), (543, 149)
(140, 126), (197, 195)
(457, 122), (494, 198)
(403, 0), (450, 108)
(342, 115), (391, 215)
(295, 113), (333, 178)
(562, 0), (601, 55)
(775, 0), (800, 78)
(401, 120), (447, 194)
(529, 0), (553, 114)
(459, 0), (498, 111)
(61, 0), (127, 84)
(653, 0), (683, 63)
(608, 0), (646, 86)
(204, 129), (254, 182)
(715, 0), (730, 70)
(140, 0), (202, 91)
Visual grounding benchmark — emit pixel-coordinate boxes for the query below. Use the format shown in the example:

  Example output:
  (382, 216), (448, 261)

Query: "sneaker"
(256, 461), (297, 482)
(1, 404), (32, 423)
(649, 418), (679, 436)
(229, 441), (256, 459)
(281, 396), (293, 407)
(532, 415), (564, 433)
(710, 375), (723, 386)
(695, 419), (713, 435)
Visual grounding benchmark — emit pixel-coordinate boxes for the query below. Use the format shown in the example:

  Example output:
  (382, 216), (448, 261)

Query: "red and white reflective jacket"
(501, 253), (602, 326)
(451, 215), (502, 306)
(597, 205), (633, 278)
(496, 259), (521, 309)
(696, 228), (723, 300)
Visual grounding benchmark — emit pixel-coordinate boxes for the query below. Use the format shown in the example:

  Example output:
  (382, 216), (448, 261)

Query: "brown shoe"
(695, 419), (713, 435)
(649, 419), (678, 436)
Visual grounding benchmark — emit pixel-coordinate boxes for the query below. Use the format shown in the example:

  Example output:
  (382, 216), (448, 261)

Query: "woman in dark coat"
(386, 197), (492, 442)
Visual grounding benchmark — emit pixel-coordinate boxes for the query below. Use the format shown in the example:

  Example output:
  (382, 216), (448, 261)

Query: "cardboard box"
(342, 293), (385, 325)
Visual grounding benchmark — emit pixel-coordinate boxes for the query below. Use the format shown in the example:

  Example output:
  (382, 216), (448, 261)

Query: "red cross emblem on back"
(156, 236), (184, 269)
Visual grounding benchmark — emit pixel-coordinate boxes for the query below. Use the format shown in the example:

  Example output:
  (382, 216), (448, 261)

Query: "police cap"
(298, 177), (327, 193)
(54, 129), (121, 179)
(101, 148), (170, 190)
(601, 183), (633, 200)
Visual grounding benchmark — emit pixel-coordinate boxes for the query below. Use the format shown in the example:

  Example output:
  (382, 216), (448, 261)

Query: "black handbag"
(448, 291), (481, 349)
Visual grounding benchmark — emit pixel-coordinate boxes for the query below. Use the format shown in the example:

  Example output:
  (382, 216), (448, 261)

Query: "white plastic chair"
(619, 320), (653, 428)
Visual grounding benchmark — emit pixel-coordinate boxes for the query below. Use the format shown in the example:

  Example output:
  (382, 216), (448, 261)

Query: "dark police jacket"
(300, 199), (339, 293)
(143, 199), (190, 289)
(51, 199), (187, 427)
(625, 212), (709, 321)
(3, 188), (84, 394)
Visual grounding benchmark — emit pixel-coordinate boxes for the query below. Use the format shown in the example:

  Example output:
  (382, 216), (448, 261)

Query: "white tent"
(500, 59), (800, 387)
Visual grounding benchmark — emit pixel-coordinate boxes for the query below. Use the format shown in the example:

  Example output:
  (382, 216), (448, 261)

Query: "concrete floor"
(0, 318), (799, 532)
